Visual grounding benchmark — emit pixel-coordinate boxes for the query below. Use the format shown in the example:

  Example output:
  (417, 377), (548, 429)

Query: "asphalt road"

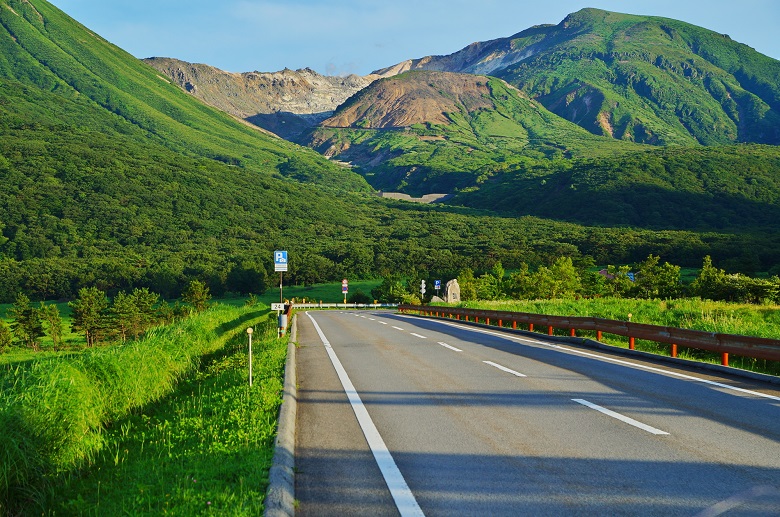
(294, 310), (780, 516)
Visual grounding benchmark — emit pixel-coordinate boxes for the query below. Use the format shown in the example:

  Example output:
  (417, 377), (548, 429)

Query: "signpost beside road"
(435, 280), (441, 298)
(420, 279), (426, 298)
(342, 278), (348, 304)
(274, 251), (288, 336)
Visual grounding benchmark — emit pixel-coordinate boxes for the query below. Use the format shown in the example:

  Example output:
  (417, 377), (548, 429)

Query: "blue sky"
(51, 0), (780, 75)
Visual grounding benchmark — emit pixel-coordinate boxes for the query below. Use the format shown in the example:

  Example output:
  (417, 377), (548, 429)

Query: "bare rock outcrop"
(144, 57), (377, 140)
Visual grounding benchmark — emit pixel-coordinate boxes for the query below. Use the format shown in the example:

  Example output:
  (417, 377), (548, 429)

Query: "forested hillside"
(452, 145), (780, 230)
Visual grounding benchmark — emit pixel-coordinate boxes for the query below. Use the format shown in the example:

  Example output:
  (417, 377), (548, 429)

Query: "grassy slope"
(0, 304), (277, 514)
(0, 0), (368, 191)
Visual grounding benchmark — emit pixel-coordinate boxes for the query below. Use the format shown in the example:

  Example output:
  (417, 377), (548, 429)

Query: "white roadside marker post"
(246, 327), (253, 387)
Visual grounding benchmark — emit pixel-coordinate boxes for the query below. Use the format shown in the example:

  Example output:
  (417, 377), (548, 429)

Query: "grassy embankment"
(453, 298), (780, 375)
(0, 303), (286, 515)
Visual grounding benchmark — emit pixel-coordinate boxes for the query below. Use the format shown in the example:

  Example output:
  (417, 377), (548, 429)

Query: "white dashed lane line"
(438, 342), (462, 352)
(483, 361), (527, 378)
(410, 333), (427, 339)
(572, 399), (669, 435)
(392, 326), (404, 331)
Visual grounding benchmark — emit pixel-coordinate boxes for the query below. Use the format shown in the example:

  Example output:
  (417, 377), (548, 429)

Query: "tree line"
(370, 255), (780, 305)
(0, 280), (212, 352)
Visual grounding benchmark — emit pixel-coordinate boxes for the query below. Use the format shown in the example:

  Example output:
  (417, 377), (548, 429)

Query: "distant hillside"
(450, 145), (780, 231)
(144, 58), (375, 140)
(306, 70), (641, 195)
(375, 8), (780, 146)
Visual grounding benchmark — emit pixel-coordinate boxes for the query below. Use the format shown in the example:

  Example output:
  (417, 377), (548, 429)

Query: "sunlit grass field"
(0, 304), (285, 515)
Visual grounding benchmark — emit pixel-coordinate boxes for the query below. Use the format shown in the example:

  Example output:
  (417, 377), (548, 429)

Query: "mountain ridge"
(144, 57), (382, 140)
(371, 8), (780, 146)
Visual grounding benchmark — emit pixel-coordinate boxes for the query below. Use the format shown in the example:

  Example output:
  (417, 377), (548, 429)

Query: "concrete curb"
(264, 315), (298, 517)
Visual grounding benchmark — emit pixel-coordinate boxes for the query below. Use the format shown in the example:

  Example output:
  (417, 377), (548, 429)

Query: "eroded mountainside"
(145, 58), (376, 139)
(307, 70), (640, 195)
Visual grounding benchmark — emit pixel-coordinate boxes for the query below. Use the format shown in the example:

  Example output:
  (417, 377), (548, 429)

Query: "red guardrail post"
(722, 353), (729, 366)
(529, 323), (534, 332)
(629, 337), (636, 350)
(570, 328), (576, 337)
(671, 343), (678, 358)
(597, 330), (603, 342)
(548, 326), (554, 336)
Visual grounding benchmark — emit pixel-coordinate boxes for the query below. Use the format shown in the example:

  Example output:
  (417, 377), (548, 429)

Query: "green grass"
(0, 303), (277, 514)
(42, 316), (285, 516)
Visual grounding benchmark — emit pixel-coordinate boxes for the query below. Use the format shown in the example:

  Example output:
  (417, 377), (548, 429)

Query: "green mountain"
(376, 8), (780, 146)
(0, 0), (366, 190)
(306, 70), (643, 195)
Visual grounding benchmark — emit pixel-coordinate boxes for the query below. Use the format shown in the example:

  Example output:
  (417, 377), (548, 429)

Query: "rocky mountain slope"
(306, 70), (640, 194)
(145, 58), (376, 140)
(374, 8), (780, 146)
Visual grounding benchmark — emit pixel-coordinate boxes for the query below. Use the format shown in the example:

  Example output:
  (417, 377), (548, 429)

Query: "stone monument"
(444, 279), (460, 303)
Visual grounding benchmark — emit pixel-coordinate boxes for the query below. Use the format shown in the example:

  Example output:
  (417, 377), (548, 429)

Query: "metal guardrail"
(398, 305), (780, 365)
(292, 303), (398, 309)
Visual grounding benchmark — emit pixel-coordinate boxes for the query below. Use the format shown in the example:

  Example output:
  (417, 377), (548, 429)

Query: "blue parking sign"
(274, 250), (288, 272)
(434, 280), (441, 290)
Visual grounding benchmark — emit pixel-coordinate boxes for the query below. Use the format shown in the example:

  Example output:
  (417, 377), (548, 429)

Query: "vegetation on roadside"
(43, 313), (286, 516)
(0, 303), (279, 514)
(449, 297), (780, 376)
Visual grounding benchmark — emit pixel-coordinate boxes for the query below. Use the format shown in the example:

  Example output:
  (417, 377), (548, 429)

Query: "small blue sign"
(274, 250), (288, 272)
(434, 280), (441, 290)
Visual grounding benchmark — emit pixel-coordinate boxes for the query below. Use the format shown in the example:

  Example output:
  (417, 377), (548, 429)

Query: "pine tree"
(70, 287), (110, 347)
(182, 280), (211, 312)
(40, 302), (63, 349)
(9, 293), (44, 350)
(0, 319), (12, 351)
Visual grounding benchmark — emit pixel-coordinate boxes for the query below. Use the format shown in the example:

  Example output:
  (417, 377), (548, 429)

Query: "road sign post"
(420, 279), (426, 300)
(274, 251), (288, 333)
(435, 280), (441, 298)
(342, 278), (348, 304)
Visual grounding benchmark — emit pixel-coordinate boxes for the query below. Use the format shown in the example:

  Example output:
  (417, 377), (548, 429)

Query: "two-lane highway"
(294, 310), (780, 516)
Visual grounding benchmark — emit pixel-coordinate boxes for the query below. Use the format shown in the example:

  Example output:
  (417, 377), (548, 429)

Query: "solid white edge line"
(410, 333), (427, 339)
(572, 399), (670, 435)
(401, 315), (780, 402)
(438, 342), (462, 352)
(483, 360), (527, 377)
(306, 312), (425, 517)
